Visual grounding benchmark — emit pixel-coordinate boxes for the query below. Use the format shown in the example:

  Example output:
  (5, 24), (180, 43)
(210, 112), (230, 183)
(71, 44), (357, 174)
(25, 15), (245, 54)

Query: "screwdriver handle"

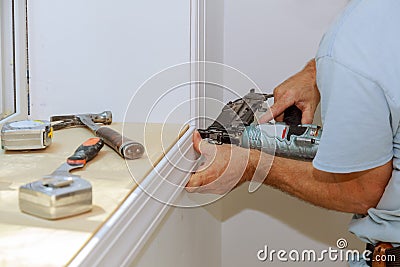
(95, 127), (145, 160)
(67, 137), (104, 166)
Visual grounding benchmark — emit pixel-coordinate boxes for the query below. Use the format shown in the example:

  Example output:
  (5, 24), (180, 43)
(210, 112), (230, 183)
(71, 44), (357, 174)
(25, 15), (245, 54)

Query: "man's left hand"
(186, 131), (253, 195)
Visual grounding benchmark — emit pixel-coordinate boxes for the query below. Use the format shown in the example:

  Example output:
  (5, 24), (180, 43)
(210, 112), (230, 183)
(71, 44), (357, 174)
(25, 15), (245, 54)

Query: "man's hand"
(259, 59), (320, 124)
(186, 131), (254, 195)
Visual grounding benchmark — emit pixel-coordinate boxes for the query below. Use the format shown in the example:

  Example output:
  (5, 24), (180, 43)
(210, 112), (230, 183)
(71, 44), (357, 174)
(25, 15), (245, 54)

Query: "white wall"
(223, 0), (349, 99)
(28, 0), (191, 123)
(221, 1), (363, 266)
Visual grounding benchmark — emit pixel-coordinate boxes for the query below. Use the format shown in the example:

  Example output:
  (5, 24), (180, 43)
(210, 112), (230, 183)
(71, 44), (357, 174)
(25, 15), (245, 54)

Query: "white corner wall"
(27, 0), (191, 123)
(129, 2), (225, 265)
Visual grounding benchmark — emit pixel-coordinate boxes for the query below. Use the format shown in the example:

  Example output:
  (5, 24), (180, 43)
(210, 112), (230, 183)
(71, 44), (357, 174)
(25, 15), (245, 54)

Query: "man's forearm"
(247, 149), (392, 214)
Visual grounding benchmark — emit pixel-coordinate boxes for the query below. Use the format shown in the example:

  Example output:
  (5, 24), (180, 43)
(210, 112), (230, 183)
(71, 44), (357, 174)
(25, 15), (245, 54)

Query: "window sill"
(0, 123), (196, 267)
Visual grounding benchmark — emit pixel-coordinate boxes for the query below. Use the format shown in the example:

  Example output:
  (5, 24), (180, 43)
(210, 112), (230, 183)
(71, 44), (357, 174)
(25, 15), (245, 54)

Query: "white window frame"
(0, 0), (28, 124)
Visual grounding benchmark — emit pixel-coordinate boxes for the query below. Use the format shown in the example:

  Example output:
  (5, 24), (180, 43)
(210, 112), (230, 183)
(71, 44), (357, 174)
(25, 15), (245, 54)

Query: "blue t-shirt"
(314, 0), (400, 265)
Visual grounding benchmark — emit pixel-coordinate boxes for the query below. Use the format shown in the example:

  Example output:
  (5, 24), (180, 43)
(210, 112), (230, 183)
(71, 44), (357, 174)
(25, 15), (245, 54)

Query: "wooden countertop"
(0, 122), (187, 267)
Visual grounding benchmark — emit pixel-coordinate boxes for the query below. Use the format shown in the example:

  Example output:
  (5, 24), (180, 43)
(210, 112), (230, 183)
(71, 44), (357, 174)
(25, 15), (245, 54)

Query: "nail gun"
(197, 89), (322, 160)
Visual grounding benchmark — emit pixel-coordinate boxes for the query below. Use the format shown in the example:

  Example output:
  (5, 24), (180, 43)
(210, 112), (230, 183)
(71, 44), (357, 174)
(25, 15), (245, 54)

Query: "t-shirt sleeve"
(313, 56), (393, 173)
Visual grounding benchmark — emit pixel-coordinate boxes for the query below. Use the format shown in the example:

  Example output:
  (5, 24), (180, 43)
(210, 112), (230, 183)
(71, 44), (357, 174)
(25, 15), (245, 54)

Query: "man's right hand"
(259, 59), (320, 124)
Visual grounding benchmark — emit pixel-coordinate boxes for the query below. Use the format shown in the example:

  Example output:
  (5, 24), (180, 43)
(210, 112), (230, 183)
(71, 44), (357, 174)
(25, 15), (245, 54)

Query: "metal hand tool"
(19, 137), (104, 219)
(51, 111), (112, 130)
(1, 120), (53, 150)
(51, 111), (144, 160)
(1, 111), (110, 151)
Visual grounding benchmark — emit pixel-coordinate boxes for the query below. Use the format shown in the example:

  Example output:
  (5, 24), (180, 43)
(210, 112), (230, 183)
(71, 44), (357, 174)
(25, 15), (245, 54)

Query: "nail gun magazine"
(197, 89), (322, 160)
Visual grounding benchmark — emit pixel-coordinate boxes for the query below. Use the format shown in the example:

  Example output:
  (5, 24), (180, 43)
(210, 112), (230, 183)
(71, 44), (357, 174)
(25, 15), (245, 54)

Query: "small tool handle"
(67, 137), (104, 166)
(283, 105), (302, 126)
(95, 127), (145, 160)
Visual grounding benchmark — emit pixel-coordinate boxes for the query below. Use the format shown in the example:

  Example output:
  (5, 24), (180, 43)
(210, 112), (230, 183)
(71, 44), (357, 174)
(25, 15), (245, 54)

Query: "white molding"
(69, 126), (198, 267)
